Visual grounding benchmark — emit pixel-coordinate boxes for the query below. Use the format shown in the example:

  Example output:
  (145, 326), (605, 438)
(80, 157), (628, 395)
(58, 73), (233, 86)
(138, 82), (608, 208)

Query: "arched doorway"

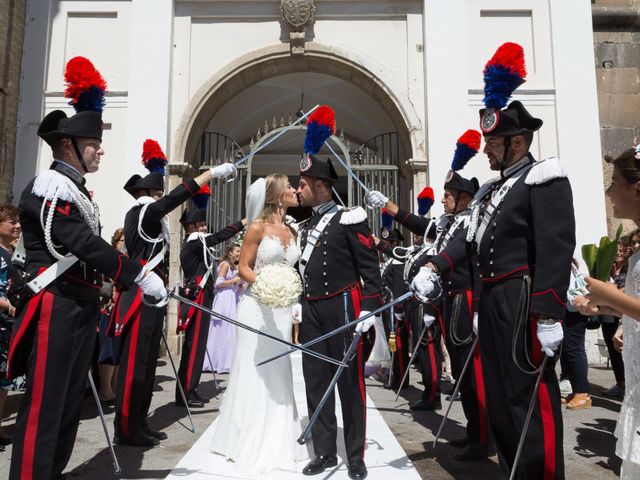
(173, 46), (424, 238)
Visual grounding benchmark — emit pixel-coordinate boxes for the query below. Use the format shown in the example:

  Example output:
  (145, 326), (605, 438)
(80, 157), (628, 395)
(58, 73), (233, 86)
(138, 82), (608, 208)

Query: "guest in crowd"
(203, 243), (242, 374)
(96, 228), (125, 403)
(573, 147), (640, 479)
(0, 204), (19, 449)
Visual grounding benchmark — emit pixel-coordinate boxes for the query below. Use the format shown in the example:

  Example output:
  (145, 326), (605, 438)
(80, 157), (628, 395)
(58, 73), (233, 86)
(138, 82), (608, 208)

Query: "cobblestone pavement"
(0, 360), (623, 479)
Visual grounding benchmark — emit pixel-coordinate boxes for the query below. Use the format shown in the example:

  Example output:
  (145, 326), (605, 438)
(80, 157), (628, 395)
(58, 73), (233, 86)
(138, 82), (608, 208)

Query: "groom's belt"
(303, 281), (360, 302)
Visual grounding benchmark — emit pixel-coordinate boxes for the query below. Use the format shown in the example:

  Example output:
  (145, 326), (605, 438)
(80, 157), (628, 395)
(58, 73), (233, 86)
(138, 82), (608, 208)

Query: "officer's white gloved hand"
(355, 310), (376, 333)
(210, 162), (237, 180)
(291, 303), (302, 324)
(136, 269), (167, 300)
(537, 321), (563, 357)
(394, 313), (404, 321)
(367, 190), (388, 209)
(423, 314), (436, 328)
(473, 312), (479, 336)
(410, 267), (437, 297)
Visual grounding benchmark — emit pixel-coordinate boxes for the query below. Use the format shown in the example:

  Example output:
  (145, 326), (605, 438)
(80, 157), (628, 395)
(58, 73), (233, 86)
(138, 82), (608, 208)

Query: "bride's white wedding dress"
(209, 235), (309, 475)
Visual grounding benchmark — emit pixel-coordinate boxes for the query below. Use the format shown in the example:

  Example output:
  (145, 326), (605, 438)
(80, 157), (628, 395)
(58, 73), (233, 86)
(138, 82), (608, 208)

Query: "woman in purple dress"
(203, 244), (242, 373)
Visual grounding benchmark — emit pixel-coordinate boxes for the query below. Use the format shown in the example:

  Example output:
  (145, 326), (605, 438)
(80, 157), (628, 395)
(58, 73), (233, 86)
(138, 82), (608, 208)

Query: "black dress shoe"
(348, 461), (368, 479)
(143, 426), (168, 440)
(114, 432), (159, 447)
(302, 454), (338, 475)
(445, 391), (461, 401)
(0, 435), (12, 446)
(409, 399), (441, 411)
(454, 443), (495, 461)
(448, 436), (469, 448)
(193, 390), (210, 404)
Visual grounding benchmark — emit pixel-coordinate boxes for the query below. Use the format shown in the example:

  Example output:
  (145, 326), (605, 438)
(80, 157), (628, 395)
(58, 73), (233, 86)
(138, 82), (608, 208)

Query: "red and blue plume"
(451, 130), (481, 171)
(483, 42), (527, 110)
(417, 187), (435, 216)
(64, 56), (107, 113)
(141, 139), (168, 175)
(192, 184), (211, 210)
(304, 105), (336, 154)
(381, 208), (394, 229)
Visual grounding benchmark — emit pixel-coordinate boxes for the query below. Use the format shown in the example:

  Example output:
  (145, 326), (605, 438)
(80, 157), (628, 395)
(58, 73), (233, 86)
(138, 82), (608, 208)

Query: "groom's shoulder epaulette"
(339, 206), (367, 225)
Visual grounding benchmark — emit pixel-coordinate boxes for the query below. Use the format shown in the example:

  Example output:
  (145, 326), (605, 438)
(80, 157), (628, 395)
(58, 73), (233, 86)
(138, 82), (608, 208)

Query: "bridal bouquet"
(252, 263), (302, 309)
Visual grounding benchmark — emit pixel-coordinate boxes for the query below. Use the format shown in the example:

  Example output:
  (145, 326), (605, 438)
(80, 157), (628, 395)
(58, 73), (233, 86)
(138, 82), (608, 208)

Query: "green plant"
(581, 224), (623, 281)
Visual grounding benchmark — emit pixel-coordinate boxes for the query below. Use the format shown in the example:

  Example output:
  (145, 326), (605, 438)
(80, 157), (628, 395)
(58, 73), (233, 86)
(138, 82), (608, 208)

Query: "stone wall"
(593, 0), (640, 234)
(0, 0), (26, 204)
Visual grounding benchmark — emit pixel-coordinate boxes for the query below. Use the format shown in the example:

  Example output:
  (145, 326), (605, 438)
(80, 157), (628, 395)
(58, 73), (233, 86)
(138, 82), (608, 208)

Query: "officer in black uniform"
(296, 156), (382, 480)
(176, 209), (245, 407)
(428, 171), (493, 460)
(110, 149), (236, 446)
(415, 101), (573, 478)
(8, 107), (165, 477)
(376, 228), (411, 389)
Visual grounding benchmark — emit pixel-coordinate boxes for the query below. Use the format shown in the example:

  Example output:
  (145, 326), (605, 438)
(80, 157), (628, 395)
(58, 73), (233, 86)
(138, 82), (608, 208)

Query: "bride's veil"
(245, 177), (266, 223)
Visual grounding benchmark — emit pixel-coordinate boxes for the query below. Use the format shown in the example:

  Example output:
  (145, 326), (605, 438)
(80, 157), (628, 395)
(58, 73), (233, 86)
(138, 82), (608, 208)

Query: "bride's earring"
(278, 201), (283, 208)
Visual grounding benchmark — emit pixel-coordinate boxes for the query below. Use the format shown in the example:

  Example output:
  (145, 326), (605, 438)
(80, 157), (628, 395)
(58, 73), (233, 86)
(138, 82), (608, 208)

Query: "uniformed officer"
(110, 142), (236, 447)
(296, 156), (382, 480)
(8, 57), (166, 479)
(415, 102), (573, 478)
(176, 208), (245, 407)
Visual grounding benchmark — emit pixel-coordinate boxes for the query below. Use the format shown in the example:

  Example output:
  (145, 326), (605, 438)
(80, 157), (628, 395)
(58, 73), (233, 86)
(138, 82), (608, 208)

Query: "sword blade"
(508, 355), (548, 480)
(395, 323), (430, 402)
(433, 335), (480, 447)
(87, 372), (121, 474)
(256, 291), (414, 367)
(171, 292), (348, 368)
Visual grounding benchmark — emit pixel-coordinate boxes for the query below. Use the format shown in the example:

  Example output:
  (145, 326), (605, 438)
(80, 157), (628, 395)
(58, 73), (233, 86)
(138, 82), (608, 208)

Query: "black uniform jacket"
(299, 204), (383, 312)
(393, 207), (430, 237)
(177, 222), (243, 331)
(110, 178), (200, 334)
(441, 154), (575, 320)
(9, 161), (142, 376)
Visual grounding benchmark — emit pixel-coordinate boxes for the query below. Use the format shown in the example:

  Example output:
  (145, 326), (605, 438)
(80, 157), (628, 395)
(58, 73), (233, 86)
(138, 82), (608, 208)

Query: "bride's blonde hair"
(257, 173), (296, 236)
(257, 174), (288, 222)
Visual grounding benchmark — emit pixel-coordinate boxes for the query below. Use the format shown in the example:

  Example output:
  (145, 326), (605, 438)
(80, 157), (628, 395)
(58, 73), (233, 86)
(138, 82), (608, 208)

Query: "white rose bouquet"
(252, 263), (302, 309)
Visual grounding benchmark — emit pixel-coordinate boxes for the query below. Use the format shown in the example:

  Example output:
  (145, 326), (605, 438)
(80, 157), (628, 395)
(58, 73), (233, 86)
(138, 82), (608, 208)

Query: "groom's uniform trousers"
(299, 203), (382, 465)
(176, 221), (243, 402)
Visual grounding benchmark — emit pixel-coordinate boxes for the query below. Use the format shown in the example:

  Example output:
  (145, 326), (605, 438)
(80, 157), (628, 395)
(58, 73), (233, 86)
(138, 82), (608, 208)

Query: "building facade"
(13, 0), (606, 349)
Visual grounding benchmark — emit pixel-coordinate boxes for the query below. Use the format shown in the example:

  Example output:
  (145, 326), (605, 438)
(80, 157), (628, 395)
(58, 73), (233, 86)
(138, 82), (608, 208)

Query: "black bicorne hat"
(479, 101), (543, 137)
(381, 228), (404, 243)
(444, 171), (480, 195)
(299, 154), (339, 184)
(180, 209), (206, 225)
(123, 173), (165, 197)
(38, 110), (103, 146)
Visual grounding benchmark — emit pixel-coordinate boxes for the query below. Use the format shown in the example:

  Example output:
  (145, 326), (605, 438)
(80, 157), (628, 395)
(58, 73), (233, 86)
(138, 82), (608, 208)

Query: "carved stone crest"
(280, 0), (315, 31)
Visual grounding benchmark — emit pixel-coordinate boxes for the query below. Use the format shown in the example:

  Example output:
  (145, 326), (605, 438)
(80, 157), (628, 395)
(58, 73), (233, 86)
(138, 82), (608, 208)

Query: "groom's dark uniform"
(298, 157), (382, 467)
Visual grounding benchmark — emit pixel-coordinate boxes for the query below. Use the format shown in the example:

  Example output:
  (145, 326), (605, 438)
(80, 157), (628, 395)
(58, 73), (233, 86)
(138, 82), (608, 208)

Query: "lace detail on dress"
(254, 235), (299, 270)
(615, 251), (640, 476)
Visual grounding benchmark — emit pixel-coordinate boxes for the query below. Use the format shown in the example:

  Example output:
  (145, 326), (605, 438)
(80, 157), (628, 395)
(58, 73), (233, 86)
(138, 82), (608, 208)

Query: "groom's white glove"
(537, 321), (563, 357)
(355, 311), (376, 333)
(210, 162), (237, 180)
(423, 313), (436, 328)
(367, 190), (388, 209)
(473, 312), (479, 336)
(411, 266), (438, 297)
(291, 303), (302, 324)
(135, 268), (167, 300)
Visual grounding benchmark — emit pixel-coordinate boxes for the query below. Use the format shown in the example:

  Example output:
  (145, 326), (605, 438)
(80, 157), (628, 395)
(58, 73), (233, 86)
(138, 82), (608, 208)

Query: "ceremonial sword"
(161, 330), (196, 433)
(87, 372), (121, 474)
(256, 290), (414, 367)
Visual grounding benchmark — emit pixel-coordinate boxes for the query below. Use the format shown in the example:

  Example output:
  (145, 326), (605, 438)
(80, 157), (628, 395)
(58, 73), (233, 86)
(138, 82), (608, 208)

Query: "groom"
(297, 155), (383, 480)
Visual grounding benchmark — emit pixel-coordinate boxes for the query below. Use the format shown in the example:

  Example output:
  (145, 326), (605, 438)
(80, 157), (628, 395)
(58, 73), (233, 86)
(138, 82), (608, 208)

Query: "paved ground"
(0, 359), (623, 479)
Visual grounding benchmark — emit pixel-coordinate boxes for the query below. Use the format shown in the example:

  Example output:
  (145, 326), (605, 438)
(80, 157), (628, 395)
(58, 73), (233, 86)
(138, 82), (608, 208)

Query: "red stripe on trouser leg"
(427, 338), (438, 404)
(466, 289), (488, 445)
(350, 287), (366, 460)
(185, 308), (202, 393)
(22, 292), (53, 479)
(121, 314), (141, 437)
(538, 382), (556, 480)
(529, 314), (556, 479)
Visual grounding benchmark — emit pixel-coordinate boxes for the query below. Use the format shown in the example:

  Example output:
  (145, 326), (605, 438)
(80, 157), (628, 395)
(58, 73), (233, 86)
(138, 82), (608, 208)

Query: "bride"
(209, 174), (309, 475)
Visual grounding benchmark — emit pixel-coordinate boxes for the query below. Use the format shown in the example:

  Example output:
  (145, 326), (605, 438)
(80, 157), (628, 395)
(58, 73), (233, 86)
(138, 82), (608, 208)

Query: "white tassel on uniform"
(525, 157), (567, 185)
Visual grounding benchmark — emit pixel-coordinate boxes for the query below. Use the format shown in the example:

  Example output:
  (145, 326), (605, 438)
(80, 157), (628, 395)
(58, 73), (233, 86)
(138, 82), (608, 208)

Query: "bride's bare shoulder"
(244, 220), (266, 240)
